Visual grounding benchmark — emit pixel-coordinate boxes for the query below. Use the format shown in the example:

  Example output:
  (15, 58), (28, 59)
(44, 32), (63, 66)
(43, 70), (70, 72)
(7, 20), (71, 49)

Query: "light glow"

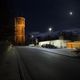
(69, 11), (73, 15)
(49, 27), (52, 32)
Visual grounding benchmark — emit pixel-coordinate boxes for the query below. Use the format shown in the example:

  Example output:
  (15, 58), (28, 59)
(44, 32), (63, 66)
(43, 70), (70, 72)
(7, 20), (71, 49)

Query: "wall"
(66, 41), (80, 49)
(39, 40), (69, 48)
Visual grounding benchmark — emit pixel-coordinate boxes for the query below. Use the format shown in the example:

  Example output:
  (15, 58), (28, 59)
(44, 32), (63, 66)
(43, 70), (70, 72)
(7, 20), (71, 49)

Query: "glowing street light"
(48, 27), (53, 45)
(48, 27), (52, 32)
(69, 11), (73, 16)
(31, 35), (34, 38)
(31, 35), (34, 44)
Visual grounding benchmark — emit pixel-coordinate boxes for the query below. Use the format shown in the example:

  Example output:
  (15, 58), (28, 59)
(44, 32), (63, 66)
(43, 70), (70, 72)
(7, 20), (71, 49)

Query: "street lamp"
(31, 35), (34, 38)
(69, 11), (73, 16)
(31, 35), (34, 44)
(48, 27), (52, 32)
(48, 27), (53, 45)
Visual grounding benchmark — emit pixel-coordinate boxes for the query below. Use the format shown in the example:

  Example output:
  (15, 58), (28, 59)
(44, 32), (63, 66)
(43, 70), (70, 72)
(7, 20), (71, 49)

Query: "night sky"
(1, 0), (80, 33)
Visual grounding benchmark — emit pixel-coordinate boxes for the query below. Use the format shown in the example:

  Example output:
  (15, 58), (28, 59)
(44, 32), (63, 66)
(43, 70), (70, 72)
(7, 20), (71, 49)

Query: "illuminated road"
(0, 46), (80, 80)
(15, 46), (80, 80)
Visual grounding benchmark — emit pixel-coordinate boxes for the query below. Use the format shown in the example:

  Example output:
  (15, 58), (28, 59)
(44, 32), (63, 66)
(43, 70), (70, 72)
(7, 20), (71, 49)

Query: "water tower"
(14, 17), (25, 45)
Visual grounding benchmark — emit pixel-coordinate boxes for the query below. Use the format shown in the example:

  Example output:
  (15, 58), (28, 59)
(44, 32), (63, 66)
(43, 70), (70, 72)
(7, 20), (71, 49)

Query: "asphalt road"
(0, 46), (80, 80)
(15, 46), (80, 80)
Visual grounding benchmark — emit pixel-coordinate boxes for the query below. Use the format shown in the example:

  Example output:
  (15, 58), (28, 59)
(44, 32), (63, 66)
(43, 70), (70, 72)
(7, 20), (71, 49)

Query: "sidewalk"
(0, 45), (20, 80)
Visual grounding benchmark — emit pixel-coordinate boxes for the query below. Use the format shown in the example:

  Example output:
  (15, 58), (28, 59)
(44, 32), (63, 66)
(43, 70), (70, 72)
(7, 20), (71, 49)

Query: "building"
(66, 41), (80, 49)
(39, 39), (69, 48)
(31, 31), (80, 48)
(14, 17), (25, 45)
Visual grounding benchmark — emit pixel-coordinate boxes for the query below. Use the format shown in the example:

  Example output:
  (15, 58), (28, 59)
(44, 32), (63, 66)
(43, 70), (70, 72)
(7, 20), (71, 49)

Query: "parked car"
(41, 44), (57, 49)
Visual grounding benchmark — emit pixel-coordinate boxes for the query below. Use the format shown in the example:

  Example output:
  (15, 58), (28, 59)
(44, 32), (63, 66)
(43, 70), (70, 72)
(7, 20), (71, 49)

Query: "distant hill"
(62, 28), (80, 34)
(27, 28), (80, 42)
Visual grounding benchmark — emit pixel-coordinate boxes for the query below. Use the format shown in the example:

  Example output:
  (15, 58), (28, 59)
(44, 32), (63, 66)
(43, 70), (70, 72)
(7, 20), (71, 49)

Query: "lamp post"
(48, 27), (53, 45)
(31, 35), (34, 44)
